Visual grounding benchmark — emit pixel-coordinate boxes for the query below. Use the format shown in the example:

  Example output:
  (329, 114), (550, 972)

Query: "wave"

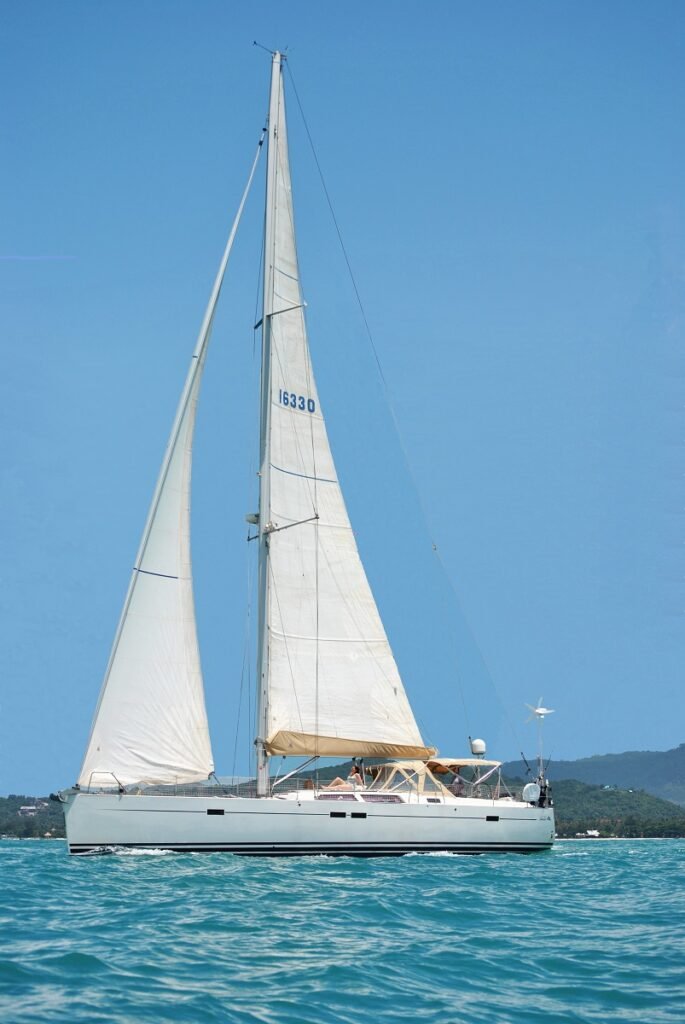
(1, 838), (683, 1024)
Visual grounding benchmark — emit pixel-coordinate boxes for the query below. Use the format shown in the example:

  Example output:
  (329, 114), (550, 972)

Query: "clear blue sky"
(1, 1), (683, 794)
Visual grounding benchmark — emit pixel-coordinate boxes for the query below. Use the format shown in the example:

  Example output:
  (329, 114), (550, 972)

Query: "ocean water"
(1, 839), (683, 1024)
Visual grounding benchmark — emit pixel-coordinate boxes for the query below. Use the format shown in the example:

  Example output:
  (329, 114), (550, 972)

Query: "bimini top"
(367, 761), (450, 796)
(425, 757), (502, 774)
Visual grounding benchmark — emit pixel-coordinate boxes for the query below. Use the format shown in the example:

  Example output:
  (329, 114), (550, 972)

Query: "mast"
(255, 51), (283, 796)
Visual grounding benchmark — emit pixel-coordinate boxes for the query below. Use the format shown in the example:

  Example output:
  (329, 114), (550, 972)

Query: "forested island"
(503, 743), (685, 808)
(0, 795), (66, 839)
(519, 779), (685, 838)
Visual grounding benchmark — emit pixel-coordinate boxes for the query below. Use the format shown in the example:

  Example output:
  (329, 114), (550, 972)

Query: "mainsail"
(78, 137), (264, 788)
(257, 55), (432, 765)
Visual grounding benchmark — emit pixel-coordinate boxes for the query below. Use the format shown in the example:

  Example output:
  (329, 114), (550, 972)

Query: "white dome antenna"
(469, 737), (487, 758)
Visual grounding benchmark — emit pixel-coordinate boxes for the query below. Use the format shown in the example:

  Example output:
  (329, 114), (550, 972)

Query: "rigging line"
(311, 335), (320, 760)
(274, 99), (306, 314)
(79, 128), (267, 773)
(285, 63), (386, 386)
(137, 124), (266, 564)
(232, 542), (255, 782)
(314, 513), (320, 761)
(286, 60), (430, 734)
(255, 301), (305, 329)
(254, 66), (279, 787)
(252, 211), (265, 357)
(253, 40), (272, 54)
(289, 123), (321, 756)
(266, 514), (319, 535)
(269, 342), (319, 510)
(244, 211), (263, 776)
(271, 98), (319, 523)
(435, 566), (472, 737)
(315, 538), (400, 694)
(271, 125), (319, 521)
(268, 559), (306, 737)
(276, 493), (405, 739)
(432, 539), (525, 751)
(286, 61), (520, 751)
(270, 120), (317, 516)
(247, 623), (253, 777)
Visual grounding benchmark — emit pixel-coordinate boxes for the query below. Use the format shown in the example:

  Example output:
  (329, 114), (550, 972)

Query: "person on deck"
(324, 764), (365, 790)
(449, 769), (465, 797)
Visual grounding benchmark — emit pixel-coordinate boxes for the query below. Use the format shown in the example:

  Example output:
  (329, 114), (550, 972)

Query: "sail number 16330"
(278, 389), (316, 413)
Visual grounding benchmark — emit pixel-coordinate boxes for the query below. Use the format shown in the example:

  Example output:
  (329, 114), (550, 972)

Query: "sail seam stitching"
(270, 630), (388, 643)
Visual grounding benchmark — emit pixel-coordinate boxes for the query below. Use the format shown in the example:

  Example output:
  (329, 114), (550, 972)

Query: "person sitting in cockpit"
(449, 768), (465, 797)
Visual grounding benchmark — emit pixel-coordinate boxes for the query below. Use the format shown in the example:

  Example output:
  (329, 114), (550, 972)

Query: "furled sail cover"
(262, 64), (433, 760)
(78, 357), (214, 788)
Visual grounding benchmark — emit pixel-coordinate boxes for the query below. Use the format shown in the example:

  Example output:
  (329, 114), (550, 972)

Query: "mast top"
(253, 41), (287, 64)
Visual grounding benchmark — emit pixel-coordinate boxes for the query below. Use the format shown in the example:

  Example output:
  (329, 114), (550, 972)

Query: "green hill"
(537, 779), (685, 838)
(0, 795), (65, 839)
(503, 743), (685, 807)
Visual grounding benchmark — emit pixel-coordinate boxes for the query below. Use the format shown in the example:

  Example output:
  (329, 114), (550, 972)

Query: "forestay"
(78, 135), (265, 788)
(260, 57), (432, 760)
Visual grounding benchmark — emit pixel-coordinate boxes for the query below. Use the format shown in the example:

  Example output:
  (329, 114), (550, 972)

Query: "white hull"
(63, 791), (555, 856)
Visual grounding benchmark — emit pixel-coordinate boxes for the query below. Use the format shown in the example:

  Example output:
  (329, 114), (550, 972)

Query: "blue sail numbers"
(278, 388), (316, 413)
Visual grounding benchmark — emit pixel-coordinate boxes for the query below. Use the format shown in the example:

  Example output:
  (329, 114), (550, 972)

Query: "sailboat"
(60, 53), (554, 856)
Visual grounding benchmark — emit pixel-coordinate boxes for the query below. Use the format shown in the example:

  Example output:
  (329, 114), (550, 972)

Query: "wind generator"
(521, 699), (555, 807)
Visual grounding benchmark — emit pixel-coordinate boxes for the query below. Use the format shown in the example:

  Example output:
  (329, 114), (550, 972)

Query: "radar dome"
(469, 738), (486, 757)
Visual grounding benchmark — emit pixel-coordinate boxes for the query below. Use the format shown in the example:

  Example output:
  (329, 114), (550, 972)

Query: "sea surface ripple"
(1, 839), (683, 1023)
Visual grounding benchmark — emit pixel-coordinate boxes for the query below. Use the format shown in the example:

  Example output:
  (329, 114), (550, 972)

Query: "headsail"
(257, 55), (433, 767)
(78, 136), (265, 788)
(78, 364), (213, 789)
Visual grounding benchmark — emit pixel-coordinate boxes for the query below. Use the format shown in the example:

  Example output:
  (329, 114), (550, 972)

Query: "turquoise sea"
(1, 839), (683, 1023)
